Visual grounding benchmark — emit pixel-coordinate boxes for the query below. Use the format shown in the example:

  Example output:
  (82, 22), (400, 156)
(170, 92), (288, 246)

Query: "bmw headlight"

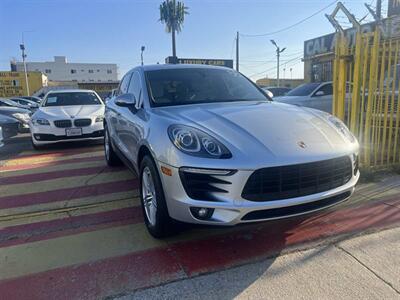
(12, 113), (30, 123)
(95, 116), (104, 123)
(32, 118), (50, 126)
(168, 125), (232, 158)
(328, 116), (356, 143)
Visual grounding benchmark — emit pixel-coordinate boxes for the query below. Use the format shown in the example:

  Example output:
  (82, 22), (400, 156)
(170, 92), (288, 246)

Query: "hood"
(0, 107), (31, 116)
(274, 95), (309, 103)
(35, 105), (104, 119)
(153, 101), (356, 161)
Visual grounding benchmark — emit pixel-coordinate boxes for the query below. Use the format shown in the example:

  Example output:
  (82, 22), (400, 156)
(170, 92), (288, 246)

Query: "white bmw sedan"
(105, 64), (359, 238)
(30, 89), (105, 148)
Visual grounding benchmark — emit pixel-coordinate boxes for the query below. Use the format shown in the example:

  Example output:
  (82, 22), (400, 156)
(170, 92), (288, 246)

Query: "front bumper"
(158, 160), (359, 226)
(30, 122), (104, 145)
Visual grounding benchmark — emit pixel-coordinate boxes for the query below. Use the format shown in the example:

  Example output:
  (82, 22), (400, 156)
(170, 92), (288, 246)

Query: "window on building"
(107, 70), (112, 74)
(90, 79), (94, 82)
(12, 80), (20, 86)
(81, 69), (84, 72)
(45, 69), (52, 74)
(88, 70), (94, 73)
(71, 69), (77, 74)
(97, 69), (100, 72)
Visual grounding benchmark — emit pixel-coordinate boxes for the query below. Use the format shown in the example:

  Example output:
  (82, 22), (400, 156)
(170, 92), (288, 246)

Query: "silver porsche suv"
(104, 64), (359, 238)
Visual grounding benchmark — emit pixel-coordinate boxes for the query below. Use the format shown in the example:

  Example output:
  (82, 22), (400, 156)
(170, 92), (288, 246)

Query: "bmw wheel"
(140, 155), (175, 238)
(104, 127), (122, 166)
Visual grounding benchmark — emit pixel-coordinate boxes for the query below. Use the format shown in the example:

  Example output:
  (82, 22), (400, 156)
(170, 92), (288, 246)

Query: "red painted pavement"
(0, 206), (143, 248)
(0, 165), (126, 185)
(0, 198), (399, 299)
(0, 179), (139, 210)
(0, 155), (104, 172)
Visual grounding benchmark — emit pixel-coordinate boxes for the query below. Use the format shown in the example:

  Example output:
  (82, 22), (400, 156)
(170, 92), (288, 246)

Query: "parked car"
(0, 106), (31, 132)
(274, 82), (340, 113)
(0, 114), (20, 144)
(104, 64), (359, 238)
(0, 98), (27, 109)
(10, 97), (39, 111)
(29, 89), (105, 149)
(20, 96), (42, 104)
(262, 86), (291, 97)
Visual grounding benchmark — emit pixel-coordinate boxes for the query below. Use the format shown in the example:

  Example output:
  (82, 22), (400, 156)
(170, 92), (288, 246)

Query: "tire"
(104, 127), (122, 166)
(139, 155), (176, 238)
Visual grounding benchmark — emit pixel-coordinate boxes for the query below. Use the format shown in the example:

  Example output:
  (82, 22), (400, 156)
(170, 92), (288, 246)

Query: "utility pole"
(236, 31), (239, 72)
(20, 33), (30, 96)
(141, 46), (145, 66)
(270, 40), (286, 87)
(290, 68), (293, 80)
(376, 0), (382, 20)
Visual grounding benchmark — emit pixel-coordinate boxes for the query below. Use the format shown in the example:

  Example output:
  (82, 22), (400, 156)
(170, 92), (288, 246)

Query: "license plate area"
(66, 128), (82, 136)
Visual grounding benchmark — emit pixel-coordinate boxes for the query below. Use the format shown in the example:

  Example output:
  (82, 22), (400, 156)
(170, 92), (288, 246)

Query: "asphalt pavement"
(121, 227), (400, 300)
(0, 134), (400, 299)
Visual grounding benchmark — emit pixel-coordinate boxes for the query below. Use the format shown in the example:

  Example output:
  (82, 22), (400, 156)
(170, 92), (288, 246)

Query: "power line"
(240, 0), (339, 37)
(248, 55), (303, 78)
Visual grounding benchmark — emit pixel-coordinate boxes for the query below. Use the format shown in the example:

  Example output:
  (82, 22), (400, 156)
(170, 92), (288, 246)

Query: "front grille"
(74, 118), (91, 127)
(54, 120), (72, 128)
(179, 169), (233, 201)
(242, 156), (353, 202)
(241, 191), (351, 221)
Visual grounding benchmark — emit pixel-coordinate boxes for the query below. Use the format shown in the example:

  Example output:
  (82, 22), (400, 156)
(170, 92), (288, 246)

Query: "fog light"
(190, 207), (214, 220)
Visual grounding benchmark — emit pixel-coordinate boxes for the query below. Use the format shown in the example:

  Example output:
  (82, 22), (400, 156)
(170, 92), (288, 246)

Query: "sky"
(0, 0), (382, 81)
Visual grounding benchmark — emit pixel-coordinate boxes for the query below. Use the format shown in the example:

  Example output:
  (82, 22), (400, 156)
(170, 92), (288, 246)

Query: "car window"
(118, 74), (132, 95)
(43, 92), (103, 106)
(314, 83), (332, 96)
(127, 71), (142, 103)
(286, 83), (320, 96)
(145, 68), (267, 107)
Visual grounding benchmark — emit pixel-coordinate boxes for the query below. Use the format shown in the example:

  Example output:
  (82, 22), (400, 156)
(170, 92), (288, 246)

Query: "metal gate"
(333, 28), (400, 168)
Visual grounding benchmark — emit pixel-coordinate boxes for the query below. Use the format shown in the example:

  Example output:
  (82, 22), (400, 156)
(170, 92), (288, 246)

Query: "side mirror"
(266, 90), (274, 98)
(314, 91), (325, 97)
(115, 93), (136, 107)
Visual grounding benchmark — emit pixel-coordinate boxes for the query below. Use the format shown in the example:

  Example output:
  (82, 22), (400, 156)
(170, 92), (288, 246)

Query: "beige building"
(256, 78), (304, 89)
(0, 71), (48, 97)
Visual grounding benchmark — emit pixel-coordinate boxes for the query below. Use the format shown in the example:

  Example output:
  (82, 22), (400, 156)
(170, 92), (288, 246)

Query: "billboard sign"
(165, 56), (234, 68)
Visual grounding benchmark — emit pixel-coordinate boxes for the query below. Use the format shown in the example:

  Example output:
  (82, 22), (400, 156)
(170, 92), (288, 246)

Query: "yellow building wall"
(0, 71), (48, 97)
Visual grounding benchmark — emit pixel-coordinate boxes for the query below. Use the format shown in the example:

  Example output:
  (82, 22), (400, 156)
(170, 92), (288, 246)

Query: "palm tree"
(159, 0), (189, 59)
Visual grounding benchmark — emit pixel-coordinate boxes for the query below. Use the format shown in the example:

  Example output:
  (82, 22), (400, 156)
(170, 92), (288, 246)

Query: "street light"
(20, 39), (30, 96)
(270, 39), (286, 87)
(141, 46), (145, 66)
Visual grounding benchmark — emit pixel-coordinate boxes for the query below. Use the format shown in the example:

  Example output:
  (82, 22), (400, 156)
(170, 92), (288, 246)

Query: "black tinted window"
(145, 68), (267, 107)
(44, 92), (102, 106)
(315, 84), (332, 96)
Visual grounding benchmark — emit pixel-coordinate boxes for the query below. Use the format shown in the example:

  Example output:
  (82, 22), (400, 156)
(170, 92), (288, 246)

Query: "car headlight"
(328, 116), (356, 143)
(12, 113), (30, 123)
(95, 116), (104, 123)
(32, 118), (50, 126)
(168, 124), (232, 158)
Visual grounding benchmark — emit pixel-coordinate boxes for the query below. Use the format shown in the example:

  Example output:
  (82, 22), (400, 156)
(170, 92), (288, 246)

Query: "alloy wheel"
(142, 166), (157, 226)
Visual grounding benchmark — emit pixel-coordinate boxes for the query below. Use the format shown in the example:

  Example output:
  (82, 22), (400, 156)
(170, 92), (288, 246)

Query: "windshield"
(43, 92), (103, 107)
(286, 83), (320, 96)
(145, 68), (268, 107)
(0, 99), (18, 107)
